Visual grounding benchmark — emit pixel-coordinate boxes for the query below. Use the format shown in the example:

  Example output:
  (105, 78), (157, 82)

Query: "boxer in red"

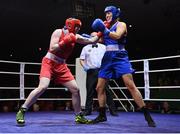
(16, 18), (100, 125)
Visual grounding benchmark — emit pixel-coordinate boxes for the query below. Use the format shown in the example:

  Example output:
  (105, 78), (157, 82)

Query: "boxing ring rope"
(0, 55), (180, 105)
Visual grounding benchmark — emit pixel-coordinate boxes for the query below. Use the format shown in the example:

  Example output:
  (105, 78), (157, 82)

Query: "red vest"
(49, 29), (75, 59)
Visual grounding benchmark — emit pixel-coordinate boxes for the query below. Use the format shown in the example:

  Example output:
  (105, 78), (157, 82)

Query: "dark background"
(0, 0), (180, 63)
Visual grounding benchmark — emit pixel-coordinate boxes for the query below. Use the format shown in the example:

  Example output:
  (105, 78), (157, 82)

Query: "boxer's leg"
(62, 80), (91, 124)
(16, 77), (50, 124)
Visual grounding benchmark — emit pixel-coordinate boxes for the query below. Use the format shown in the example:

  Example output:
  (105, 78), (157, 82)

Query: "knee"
(124, 79), (134, 88)
(70, 87), (80, 94)
(96, 85), (104, 94)
(125, 82), (137, 92)
(35, 85), (47, 94)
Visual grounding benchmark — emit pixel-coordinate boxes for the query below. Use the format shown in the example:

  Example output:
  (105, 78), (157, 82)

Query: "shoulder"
(117, 21), (127, 28)
(53, 29), (62, 33)
(52, 29), (62, 36)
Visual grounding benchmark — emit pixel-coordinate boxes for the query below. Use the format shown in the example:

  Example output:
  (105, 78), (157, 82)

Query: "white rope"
(25, 87), (68, 90)
(150, 86), (180, 89)
(0, 98), (180, 101)
(131, 68), (180, 74)
(0, 87), (68, 90)
(149, 68), (180, 73)
(0, 87), (20, 89)
(130, 55), (180, 62)
(0, 71), (20, 75)
(24, 73), (40, 75)
(109, 86), (180, 89)
(1, 86), (179, 90)
(145, 55), (180, 61)
(113, 99), (180, 101)
(0, 59), (75, 66)
(0, 71), (39, 75)
(0, 98), (72, 101)
(0, 60), (41, 65)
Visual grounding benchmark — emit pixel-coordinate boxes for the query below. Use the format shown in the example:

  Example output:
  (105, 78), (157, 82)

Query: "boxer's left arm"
(75, 34), (100, 45)
(109, 22), (127, 40)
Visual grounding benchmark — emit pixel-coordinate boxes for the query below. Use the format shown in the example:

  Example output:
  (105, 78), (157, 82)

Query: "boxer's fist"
(104, 21), (110, 29)
(92, 19), (110, 36)
(92, 19), (106, 32)
(59, 33), (76, 46)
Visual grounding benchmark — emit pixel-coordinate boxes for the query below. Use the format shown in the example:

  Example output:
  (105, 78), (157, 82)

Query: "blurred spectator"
(157, 73), (171, 86)
(173, 79), (180, 86)
(2, 105), (9, 112)
(161, 101), (172, 114)
(65, 101), (72, 111)
(33, 103), (40, 112)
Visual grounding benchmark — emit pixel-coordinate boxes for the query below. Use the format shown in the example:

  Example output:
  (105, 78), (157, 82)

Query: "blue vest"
(103, 22), (127, 48)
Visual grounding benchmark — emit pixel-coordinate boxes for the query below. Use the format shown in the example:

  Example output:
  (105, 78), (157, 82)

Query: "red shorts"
(39, 57), (74, 84)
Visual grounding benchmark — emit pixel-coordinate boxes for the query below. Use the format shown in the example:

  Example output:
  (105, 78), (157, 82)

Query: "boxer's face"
(106, 11), (113, 23)
(74, 25), (80, 34)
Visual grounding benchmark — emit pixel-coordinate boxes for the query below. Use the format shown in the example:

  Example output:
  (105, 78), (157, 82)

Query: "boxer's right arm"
(76, 34), (99, 45)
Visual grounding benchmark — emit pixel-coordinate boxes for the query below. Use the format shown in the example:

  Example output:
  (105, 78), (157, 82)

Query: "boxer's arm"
(49, 29), (62, 52)
(76, 34), (99, 45)
(109, 22), (127, 40)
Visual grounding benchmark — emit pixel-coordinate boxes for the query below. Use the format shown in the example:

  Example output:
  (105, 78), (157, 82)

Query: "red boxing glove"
(96, 32), (102, 37)
(59, 33), (76, 46)
(104, 21), (110, 29)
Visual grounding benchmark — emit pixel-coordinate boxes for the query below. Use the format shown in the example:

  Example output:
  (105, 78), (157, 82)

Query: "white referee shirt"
(80, 43), (106, 69)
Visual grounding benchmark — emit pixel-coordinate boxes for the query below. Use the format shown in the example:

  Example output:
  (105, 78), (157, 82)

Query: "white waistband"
(45, 52), (65, 63)
(106, 45), (125, 51)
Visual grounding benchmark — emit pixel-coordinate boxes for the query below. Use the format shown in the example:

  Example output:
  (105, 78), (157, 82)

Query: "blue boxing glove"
(91, 19), (110, 36)
(92, 19), (105, 32)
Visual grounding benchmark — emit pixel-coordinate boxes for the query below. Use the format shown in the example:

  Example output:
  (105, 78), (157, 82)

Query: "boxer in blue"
(91, 6), (156, 127)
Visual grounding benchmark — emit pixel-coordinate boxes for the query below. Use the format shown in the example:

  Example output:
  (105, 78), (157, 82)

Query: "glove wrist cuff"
(97, 32), (102, 37)
(104, 28), (110, 36)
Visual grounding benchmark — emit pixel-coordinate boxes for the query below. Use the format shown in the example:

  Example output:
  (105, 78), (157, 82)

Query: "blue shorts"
(98, 50), (135, 79)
